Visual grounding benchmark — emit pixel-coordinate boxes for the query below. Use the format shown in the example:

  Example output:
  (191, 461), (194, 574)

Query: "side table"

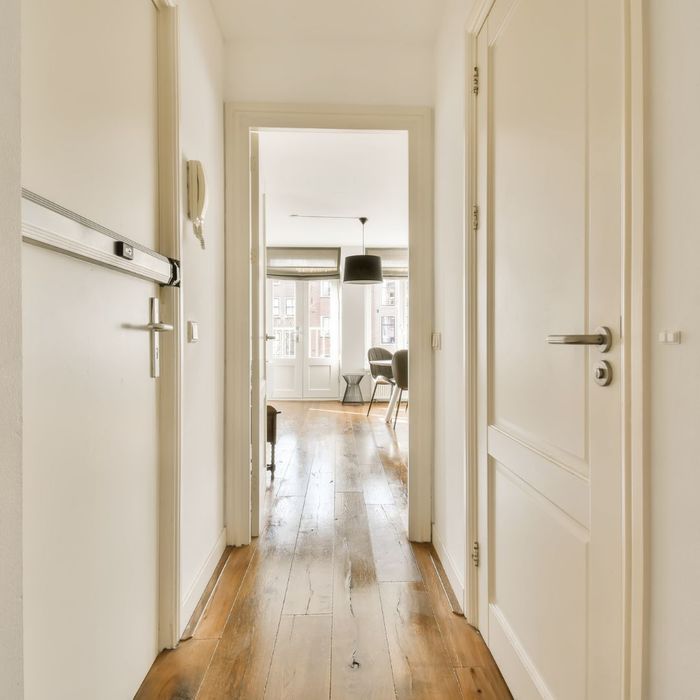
(342, 372), (366, 405)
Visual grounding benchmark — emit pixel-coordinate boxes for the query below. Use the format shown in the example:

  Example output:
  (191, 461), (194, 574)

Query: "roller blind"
(366, 247), (408, 278)
(266, 247), (341, 279)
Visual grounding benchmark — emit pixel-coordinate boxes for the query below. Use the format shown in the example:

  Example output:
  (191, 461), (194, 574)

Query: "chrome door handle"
(265, 334), (275, 341)
(148, 321), (174, 332)
(148, 298), (174, 379)
(547, 326), (612, 352)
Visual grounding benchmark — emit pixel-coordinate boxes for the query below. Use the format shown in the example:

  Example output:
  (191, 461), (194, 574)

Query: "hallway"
(137, 402), (510, 699)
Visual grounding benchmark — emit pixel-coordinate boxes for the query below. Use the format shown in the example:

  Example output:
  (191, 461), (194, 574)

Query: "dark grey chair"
(391, 349), (408, 429)
(367, 347), (394, 416)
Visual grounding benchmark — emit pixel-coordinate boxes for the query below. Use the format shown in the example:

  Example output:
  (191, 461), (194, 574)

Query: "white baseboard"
(432, 529), (465, 606)
(180, 528), (227, 637)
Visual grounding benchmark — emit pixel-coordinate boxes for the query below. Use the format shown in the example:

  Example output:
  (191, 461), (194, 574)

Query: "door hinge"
(472, 541), (480, 567)
(472, 66), (479, 96)
(472, 205), (480, 232)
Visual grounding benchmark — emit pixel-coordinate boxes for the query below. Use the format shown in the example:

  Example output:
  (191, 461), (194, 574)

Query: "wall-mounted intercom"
(187, 160), (208, 250)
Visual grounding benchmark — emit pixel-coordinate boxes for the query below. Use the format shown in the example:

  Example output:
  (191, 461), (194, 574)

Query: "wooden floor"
(136, 402), (511, 700)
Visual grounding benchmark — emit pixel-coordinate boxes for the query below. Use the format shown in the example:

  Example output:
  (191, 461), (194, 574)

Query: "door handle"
(149, 298), (174, 379)
(148, 321), (174, 332)
(546, 326), (612, 353)
(265, 334), (275, 341)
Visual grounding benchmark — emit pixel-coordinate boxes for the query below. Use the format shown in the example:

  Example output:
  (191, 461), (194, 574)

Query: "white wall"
(431, 0), (472, 603)
(178, 0), (226, 630)
(646, 1), (700, 695)
(224, 39), (434, 106)
(0, 0), (23, 696)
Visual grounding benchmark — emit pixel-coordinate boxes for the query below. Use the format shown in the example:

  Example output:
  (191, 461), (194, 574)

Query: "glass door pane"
(270, 280), (297, 359)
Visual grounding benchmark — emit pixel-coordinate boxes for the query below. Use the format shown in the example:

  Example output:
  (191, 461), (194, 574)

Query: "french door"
(267, 279), (340, 400)
(474, 0), (626, 698)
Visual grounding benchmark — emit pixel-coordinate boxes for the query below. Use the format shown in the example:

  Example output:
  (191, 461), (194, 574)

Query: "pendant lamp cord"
(359, 216), (368, 254)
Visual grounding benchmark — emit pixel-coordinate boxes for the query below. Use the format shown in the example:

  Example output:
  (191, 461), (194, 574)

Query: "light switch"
(658, 330), (681, 344)
(188, 321), (199, 343)
(431, 332), (442, 350)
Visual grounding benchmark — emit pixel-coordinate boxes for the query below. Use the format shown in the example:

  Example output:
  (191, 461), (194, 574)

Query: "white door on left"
(21, 0), (165, 697)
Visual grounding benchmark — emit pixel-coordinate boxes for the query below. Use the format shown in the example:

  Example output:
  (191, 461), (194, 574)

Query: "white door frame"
(225, 104), (434, 545)
(463, 0), (647, 696)
(153, 0), (182, 650)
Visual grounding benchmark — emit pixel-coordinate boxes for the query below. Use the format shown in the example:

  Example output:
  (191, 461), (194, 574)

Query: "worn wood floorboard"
(282, 460), (335, 615)
(196, 495), (305, 699)
(264, 614), (332, 699)
(194, 542), (257, 641)
(380, 581), (464, 699)
(331, 491), (396, 700)
(137, 402), (510, 700)
(134, 638), (218, 700)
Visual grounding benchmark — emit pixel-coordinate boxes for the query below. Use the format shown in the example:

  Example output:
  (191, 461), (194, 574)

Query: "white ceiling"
(210, 0), (447, 44)
(259, 130), (408, 248)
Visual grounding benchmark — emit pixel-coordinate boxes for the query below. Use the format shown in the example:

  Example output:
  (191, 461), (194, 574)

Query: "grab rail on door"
(21, 189), (180, 286)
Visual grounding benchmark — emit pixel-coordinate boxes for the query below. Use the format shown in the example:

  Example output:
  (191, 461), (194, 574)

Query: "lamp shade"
(343, 254), (383, 284)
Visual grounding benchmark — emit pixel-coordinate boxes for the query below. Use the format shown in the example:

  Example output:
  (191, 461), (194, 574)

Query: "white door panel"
(303, 280), (339, 399)
(23, 247), (160, 699)
(477, 0), (624, 697)
(267, 280), (302, 399)
(21, 0), (164, 695)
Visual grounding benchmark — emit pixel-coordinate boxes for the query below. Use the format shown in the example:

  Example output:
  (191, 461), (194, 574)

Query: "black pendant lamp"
(343, 217), (383, 284)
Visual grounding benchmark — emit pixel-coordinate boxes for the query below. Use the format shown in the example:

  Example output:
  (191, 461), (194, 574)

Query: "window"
(381, 316), (396, 344)
(272, 298), (280, 316)
(285, 298), (295, 316)
(381, 281), (396, 306)
(369, 278), (408, 351)
(319, 280), (331, 297)
(321, 315), (330, 337)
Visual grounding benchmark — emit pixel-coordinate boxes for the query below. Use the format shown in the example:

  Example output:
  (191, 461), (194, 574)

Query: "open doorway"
(257, 128), (410, 518)
(224, 105), (433, 547)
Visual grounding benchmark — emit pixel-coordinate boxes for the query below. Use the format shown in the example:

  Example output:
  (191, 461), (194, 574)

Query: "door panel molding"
(489, 427), (589, 529)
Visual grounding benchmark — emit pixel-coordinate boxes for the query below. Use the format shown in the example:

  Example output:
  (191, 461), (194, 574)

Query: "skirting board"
(179, 528), (227, 637)
(432, 530), (465, 609)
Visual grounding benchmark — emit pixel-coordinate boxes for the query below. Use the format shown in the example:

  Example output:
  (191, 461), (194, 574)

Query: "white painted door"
(267, 279), (339, 400)
(267, 279), (303, 399)
(21, 0), (170, 696)
(475, 1), (625, 699)
(250, 133), (266, 536)
(302, 279), (340, 399)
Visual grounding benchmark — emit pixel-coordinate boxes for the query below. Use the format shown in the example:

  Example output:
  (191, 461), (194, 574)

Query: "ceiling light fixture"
(343, 217), (383, 285)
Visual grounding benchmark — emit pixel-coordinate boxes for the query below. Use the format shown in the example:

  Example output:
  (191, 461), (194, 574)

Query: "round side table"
(342, 373), (366, 405)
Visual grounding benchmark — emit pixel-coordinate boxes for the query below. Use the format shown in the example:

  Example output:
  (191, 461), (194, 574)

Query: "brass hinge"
(472, 541), (480, 567)
(472, 66), (479, 96)
(472, 205), (480, 232)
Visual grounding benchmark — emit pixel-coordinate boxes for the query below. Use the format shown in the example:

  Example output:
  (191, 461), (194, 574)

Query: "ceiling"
(259, 129), (408, 248)
(210, 0), (447, 44)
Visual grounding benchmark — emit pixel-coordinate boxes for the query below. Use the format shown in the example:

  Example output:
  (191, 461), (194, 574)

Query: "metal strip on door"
(21, 189), (180, 286)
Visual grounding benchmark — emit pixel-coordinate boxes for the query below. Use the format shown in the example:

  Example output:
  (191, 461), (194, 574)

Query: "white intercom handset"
(187, 160), (208, 250)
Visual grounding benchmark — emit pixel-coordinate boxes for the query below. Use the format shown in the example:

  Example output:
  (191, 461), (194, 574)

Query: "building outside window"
(285, 298), (295, 316)
(370, 279), (408, 351)
(382, 281), (396, 306)
(381, 316), (396, 344)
